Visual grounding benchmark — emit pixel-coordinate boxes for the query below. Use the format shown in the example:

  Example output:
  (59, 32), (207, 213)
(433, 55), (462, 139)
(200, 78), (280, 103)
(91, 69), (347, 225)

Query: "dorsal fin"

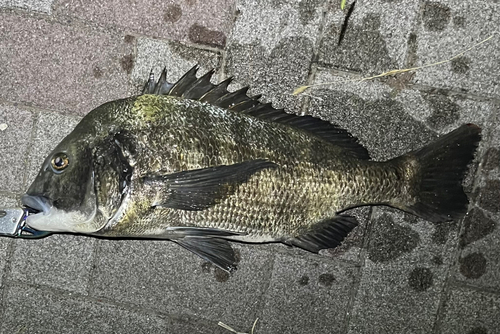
(141, 66), (370, 160)
(169, 65), (200, 96)
(199, 77), (233, 103)
(183, 69), (216, 99)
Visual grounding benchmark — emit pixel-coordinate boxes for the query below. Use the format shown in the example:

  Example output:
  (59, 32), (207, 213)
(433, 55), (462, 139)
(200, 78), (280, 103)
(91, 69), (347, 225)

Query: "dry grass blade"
(218, 322), (240, 333)
(218, 319), (259, 334)
(292, 34), (496, 95)
(292, 85), (310, 95)
(251, 318), (259, 333)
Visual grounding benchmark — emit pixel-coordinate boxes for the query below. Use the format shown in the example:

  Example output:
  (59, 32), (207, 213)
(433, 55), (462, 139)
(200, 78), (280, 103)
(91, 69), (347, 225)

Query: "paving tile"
(259, 253), (358, 334)
(230, 0), (325, 51)
(310, 69), (439, 160)
(0, 103), (34, 193)
(347, 208), (460, 334)
(90, 239), (274, 328)
(308, 69), (438, 160)
(0, 11), (134, 115)
(0, 239), (10, 289)
(319, 0), (420, 74)
(0, 194), (19, 207)
(131, 37), (222, 93)
(412, 0), (500, 98)
(0, 1), (497, 333)
(10, 234), (95, 294)
(308, 67), (494, 160)
(454, 109), (500, 290)
(454, 207), (500, 291)
(1, 284), (168, 334)
(0, 0), (54, 13)
(164, 315), (230, 334)
(225, 0), (326, 114)
(53, 0), (236, 48)
(24, 111), (81, 190)
(438, 287), (500, 334)
(0, 194), (17, 288)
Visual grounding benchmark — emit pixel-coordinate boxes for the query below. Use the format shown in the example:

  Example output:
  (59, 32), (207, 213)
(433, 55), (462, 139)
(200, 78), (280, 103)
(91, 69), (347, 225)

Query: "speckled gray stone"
(438, 287), (500, 334)
(320, 0), (420, 74)
(0, 194), (18, 207)
(0, 239), (8, 289)
(308, 67), (494, 160)
(413, 0), (500, 97)
(90, 239), (274, 328)
(453, 111), (500, 290)
(1, 284), (168, 333)
(0, 11), (134, 115)
(0, 195), (19, 288)
(308, 68), (437, 160)
(10, 234), (95, 293)
(225, 0), (326, 114)
(164, 315), (231, 334)
(0, 0), (54, 13)
(0, 0), (497, 332)
(0, 103), (34, 192)
(53, 0), (235, 48)
(347, 208), (459, 334)
(259, 253), (357, 334)
(131, 37), (222, 93)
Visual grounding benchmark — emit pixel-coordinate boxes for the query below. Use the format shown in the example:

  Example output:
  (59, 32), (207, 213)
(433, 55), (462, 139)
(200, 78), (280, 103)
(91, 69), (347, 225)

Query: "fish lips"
(21, 194), (55, 232)
(21, 194), (100, 233)
(21, 194), (52, 215)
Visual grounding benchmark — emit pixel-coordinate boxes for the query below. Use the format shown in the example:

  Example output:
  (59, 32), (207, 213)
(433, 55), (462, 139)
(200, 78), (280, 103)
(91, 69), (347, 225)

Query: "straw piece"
(292, 34), (495, 95)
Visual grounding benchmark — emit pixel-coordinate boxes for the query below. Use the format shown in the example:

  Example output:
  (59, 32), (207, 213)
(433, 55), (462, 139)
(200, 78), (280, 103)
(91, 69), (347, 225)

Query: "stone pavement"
(0, 0), (499, 333)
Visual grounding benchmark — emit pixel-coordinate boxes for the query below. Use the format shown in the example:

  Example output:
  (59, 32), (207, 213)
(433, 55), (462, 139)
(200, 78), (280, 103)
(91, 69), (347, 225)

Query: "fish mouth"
(21, 193), (100, 233)
(21, 194), (52, 215)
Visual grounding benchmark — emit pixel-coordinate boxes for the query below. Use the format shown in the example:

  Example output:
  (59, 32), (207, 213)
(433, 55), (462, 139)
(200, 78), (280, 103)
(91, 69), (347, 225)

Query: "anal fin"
(287, 215), (358, 253)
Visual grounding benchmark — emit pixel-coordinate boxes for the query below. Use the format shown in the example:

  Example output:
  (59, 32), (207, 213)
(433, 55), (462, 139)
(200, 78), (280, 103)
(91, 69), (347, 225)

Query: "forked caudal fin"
(397, 124), (481, 223)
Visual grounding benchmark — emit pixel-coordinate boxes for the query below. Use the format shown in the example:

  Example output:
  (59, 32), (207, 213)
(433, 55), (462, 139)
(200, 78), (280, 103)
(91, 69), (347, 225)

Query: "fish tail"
(395, 124), (481, 222)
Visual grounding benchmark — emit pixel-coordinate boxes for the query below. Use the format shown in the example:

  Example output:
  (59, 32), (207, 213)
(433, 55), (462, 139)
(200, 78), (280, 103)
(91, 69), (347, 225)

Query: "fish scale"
(109, 103), (398, 237)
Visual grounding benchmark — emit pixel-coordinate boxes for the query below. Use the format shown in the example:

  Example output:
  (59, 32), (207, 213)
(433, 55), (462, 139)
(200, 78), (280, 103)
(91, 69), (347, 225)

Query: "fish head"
(21, 99), (137, 234)
(21, 133), (101, 233)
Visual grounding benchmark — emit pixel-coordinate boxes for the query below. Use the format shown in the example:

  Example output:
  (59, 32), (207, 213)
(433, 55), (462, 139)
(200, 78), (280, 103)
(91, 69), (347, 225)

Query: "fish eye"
(51, 153), (70, 172)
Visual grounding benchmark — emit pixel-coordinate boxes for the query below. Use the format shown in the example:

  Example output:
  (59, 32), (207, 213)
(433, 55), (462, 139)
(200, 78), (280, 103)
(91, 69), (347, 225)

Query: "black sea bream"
(21, 66), (481, 271)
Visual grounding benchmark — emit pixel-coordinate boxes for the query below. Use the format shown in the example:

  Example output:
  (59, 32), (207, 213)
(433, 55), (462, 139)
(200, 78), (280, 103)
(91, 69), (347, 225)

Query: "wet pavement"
(0, 0), (499, 333)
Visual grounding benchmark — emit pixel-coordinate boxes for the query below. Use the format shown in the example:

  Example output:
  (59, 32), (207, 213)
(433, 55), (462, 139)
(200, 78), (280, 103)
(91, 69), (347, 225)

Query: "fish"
(21, 65), (481, 272)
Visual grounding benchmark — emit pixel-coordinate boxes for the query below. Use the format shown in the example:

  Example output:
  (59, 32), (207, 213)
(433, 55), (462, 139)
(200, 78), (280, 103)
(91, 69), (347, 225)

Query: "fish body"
(87, 96), (401, 237)
(21, 66), (481, 271)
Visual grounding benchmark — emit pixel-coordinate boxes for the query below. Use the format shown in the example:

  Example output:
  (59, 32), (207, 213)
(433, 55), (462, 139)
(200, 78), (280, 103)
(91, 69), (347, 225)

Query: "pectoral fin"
(174, 237), (238, 272)
(144, 159), (277, 211)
